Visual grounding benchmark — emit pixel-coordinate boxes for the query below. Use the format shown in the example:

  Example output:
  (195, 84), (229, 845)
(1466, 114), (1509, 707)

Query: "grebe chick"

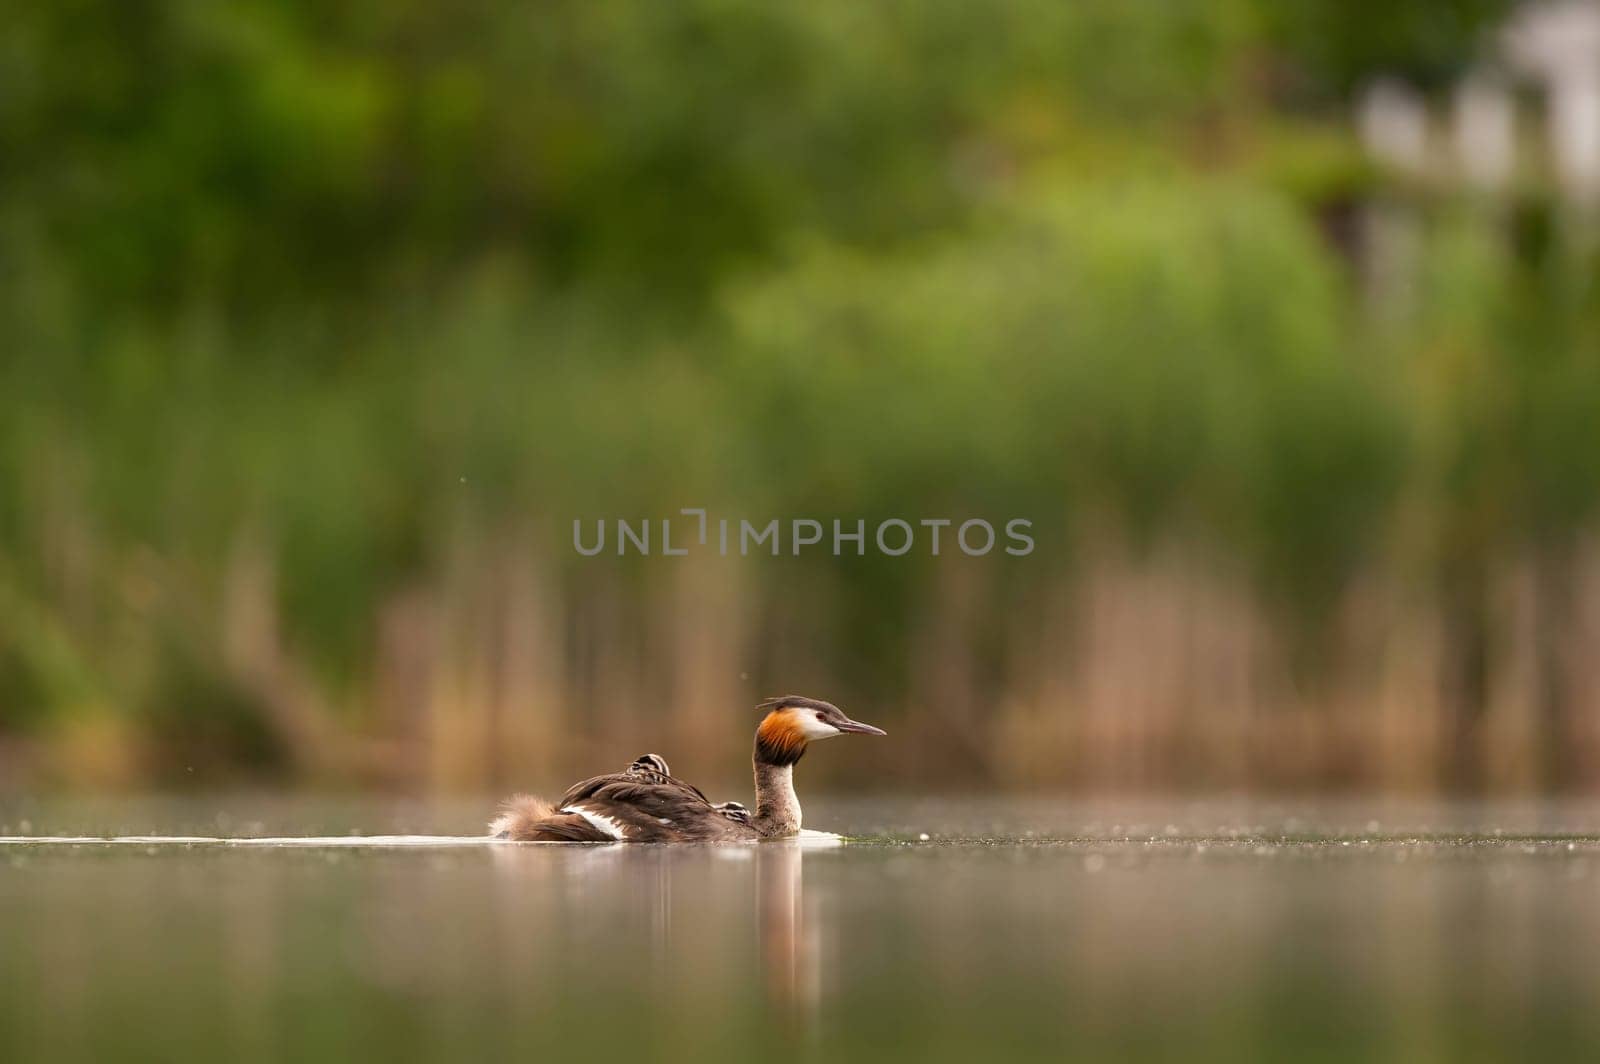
(489, 696), (885, 842)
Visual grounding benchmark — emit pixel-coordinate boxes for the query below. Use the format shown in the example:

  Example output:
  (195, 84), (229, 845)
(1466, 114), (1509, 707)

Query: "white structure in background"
(1453, 74), (1516, 192)
(1506, 0), (1600, 208)
(1358, 79), (1431, 174)
(1353, 0), (1600, 311)
(1356, 81), (1427, 320)
(1355, 0), (1600, 208)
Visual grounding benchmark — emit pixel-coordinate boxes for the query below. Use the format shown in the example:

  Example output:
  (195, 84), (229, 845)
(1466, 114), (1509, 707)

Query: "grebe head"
(754, 695), (886, 766)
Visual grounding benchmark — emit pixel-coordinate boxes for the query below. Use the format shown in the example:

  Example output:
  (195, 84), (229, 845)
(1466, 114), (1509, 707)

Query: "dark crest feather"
(756, 694), (837, 714)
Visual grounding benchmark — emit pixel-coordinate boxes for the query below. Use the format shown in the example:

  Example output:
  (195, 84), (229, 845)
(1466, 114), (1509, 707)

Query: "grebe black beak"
(834, 717), (887, 736)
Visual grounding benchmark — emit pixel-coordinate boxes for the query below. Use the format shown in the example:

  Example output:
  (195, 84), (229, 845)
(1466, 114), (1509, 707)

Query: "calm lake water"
(4, 795), (1600, 1062)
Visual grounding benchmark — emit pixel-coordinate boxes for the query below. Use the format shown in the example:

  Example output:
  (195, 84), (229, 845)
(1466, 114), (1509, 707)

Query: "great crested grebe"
(489, 696), (885, 842)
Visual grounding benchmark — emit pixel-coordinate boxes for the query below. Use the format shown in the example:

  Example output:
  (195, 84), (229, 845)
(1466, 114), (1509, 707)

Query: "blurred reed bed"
(7, 0), (1600, 793)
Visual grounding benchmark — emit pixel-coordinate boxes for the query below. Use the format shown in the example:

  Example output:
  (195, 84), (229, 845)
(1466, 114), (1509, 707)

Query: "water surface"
(4, 796), (1600, 1062)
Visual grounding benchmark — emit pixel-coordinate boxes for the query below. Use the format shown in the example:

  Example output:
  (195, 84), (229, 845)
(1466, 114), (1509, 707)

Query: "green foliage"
(726, 180), (1403, 613)
(1263, 0), (1516, 97)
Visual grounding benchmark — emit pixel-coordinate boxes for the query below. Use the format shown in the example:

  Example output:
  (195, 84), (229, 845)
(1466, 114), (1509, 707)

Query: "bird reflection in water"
(756, 841), (820, 1027)
(490, 838), (828, 1033)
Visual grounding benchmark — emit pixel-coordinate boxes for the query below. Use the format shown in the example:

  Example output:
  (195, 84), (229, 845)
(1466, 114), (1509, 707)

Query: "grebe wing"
(623, 757), (750, 827)
(553, 767), (751, 842)
(557, 766), (710, 810)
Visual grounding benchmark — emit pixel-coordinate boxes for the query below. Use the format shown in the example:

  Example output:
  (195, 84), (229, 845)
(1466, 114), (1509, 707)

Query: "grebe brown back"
(489, 696), (885, 842)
